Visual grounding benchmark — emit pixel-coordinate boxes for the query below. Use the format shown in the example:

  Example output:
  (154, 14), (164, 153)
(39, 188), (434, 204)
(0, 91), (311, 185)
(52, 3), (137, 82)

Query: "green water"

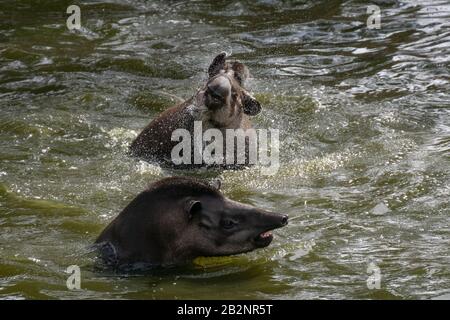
(0, 0), (449, 299)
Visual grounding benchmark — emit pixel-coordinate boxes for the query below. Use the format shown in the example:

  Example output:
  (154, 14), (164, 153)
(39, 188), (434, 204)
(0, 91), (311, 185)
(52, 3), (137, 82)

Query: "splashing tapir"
(129, 53), (262, 167)
(95, 177), (288, 268)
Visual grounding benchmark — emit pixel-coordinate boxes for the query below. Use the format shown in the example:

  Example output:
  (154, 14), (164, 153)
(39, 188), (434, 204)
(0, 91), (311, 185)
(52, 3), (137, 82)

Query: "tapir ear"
(208, 52), (227, 78)
(208, 179), (221, 191)
(185, 200), (202, 220)
(242, 93), (261, 116)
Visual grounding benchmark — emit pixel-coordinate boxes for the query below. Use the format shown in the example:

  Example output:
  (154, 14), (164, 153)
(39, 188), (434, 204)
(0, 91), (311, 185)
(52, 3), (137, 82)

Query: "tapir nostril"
(281, 215), (288, 226)
(207, 77), (231, 100)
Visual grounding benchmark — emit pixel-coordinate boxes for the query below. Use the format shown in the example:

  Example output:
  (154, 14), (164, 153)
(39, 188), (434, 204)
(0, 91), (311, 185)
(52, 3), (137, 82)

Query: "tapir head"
(95, 177), (288, 267)
(179, 181), (288, 258)
(202, 53), (261, 126)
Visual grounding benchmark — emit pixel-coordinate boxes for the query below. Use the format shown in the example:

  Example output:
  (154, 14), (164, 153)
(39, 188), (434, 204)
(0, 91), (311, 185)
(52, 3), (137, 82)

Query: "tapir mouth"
(253, 230), (274, 248)
(252, 214), (288, 248)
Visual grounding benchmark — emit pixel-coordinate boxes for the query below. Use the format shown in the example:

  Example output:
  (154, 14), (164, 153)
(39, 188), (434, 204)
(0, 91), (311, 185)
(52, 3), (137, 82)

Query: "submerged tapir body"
(129, 53), (261, 167)
(95, 177), (288, 268)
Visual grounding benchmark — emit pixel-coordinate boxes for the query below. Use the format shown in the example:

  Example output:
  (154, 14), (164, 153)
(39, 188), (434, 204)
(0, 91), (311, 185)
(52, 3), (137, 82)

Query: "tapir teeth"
(260, 231), (272, 238)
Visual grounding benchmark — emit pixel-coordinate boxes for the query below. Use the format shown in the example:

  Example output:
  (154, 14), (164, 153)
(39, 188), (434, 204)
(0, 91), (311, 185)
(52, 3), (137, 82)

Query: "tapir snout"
(205, 75), (232, 110)
(215, 199), (289, 250)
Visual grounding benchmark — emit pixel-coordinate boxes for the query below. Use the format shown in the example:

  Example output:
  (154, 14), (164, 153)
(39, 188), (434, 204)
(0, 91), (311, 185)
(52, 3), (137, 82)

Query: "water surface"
(0, 0), (449, 299)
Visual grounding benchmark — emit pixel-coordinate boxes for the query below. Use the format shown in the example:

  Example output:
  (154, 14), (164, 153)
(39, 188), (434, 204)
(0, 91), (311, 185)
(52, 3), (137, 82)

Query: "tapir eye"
(221, 219), (237, 229)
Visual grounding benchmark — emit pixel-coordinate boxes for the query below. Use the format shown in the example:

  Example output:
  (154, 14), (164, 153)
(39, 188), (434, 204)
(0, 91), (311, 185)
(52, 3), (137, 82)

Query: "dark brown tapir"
(95, 177), (288, 268)
(129, 53), (262, 167)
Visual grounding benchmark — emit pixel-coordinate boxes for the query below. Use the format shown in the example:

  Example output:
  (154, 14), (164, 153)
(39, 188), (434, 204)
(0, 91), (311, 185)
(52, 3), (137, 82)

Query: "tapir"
(95, 177), (288, 268)
(129, 53), (262, 167)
